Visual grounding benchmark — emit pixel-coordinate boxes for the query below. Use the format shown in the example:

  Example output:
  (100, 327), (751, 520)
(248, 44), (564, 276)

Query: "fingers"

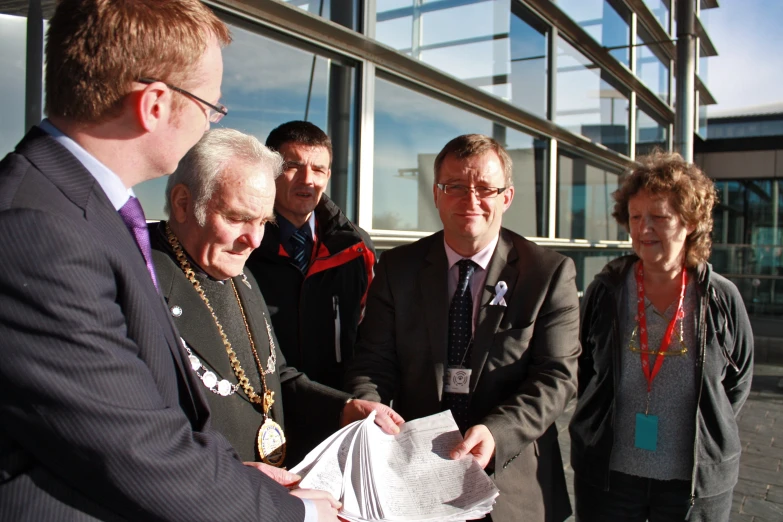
(343, 399), (405, 434)
(373, 411), (401, 434)
(450, 424), (495, 469)
(244, 461), (301, 487)
(290, 488), (342, 510)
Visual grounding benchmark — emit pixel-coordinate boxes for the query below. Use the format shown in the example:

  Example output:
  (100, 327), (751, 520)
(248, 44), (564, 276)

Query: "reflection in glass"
(0, 15), (27, 157)
(556, 38), (629, 155)
(136, 20), (357, 221)
(557, 150), (627, 242)
(282, 0), (360, 31)
(373, 77), (548, 238)
(636, 108), (668, 156)
(636, 32), (670, 104)
(641, 0), (670, 33)
(697, 99), (708, 139)
(375, 0), (548, 118)
(556, 247), (631, 294)
(711, 179), (783, 317)
(553, 0), (630, 66)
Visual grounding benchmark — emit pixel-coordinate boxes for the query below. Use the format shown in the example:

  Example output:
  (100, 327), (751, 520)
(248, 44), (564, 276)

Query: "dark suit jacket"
(150, 222), (350, 465)
(0, 127), (306, 521)
(346, 228), (580, 522)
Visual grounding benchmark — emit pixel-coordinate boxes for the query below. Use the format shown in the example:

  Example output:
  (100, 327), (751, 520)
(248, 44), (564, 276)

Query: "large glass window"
(641, 0), (670, 33)
(712, 179), (782, 317)
(636, 107), (668, 157)
(283, 0), (360, 31)
(136, 18), (358, 221)
(555, 38), (629, 155)
(373, 76), (549, 238)
(636, 28), (670, 104)
(0, 14), (27, 157)
(556, 247), (631, 295)
(553, 0), (631, 66)
(375, 0), (549, 119)
(556, 150), (627, 242)
(697, 96), (708, 139)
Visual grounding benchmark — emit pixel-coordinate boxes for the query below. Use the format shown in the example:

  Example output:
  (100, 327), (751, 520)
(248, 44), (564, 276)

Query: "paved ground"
(555, 363), (783, 521)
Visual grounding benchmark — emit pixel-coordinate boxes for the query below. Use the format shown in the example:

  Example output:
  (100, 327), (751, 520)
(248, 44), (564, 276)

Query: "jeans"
(574, 471), (733, 522)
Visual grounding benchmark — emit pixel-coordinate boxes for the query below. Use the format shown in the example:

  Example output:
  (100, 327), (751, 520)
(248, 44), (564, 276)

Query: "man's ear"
(432, 183), (439, 209)
(135, 82), (171, 133)
(169, 184), (192, 224)
(501, 185), (514, 212)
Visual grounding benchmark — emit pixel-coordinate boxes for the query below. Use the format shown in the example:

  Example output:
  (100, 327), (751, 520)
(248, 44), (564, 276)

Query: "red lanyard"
(635, 262), (687, 393)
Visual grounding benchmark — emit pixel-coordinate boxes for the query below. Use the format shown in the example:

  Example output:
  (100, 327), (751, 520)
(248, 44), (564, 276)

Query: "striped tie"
(291, 227), (310, 274)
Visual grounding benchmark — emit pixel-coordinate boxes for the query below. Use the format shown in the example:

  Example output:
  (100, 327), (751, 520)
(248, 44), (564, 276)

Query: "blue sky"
(1, 0), (781, 157)
(705, 0), (783, 115)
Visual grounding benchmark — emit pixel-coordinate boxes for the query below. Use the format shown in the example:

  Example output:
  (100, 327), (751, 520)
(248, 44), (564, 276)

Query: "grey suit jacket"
(0, 128), (305, 521)
(150, 221), (350, 465)
(346, 228), (580, 522)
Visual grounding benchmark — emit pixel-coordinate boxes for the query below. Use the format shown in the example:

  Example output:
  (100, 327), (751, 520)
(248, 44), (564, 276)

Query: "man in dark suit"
(345, 134), (581, 522)
(0, 1), (340, 520)
(150, 128), (397, 466)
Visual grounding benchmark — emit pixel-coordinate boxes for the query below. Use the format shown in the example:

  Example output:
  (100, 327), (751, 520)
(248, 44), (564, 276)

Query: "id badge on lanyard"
(633, 262), (687, 452)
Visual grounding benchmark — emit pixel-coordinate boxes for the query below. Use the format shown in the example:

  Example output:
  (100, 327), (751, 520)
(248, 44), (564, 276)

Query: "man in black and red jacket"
(246, 122), (375, 415)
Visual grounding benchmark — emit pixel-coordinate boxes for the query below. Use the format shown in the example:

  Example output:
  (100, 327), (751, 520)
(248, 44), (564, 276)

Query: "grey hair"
(165, 128), (284, 225)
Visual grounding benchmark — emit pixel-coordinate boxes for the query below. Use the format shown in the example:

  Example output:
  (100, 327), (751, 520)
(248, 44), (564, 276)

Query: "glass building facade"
(2, 0), (736, 308)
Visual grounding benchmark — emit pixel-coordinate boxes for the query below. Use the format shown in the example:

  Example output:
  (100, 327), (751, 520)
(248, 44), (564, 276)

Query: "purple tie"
(118, 196), (159, 290)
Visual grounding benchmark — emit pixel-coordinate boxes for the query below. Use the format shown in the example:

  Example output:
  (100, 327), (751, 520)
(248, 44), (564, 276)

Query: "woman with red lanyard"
(569, 151), (754, 521)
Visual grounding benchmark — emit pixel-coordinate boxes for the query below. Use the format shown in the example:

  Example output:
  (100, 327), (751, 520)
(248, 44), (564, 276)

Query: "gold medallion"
(257, 418), (286, 467)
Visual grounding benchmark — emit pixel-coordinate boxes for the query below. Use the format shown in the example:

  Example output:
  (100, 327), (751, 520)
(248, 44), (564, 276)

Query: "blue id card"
(635, 413), (658, 451)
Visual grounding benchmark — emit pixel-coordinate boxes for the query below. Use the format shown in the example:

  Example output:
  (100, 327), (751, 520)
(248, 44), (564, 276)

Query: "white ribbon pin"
(489, 281), (507, 306)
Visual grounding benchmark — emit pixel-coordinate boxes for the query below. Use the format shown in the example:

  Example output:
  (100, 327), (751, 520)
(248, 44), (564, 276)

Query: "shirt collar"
(39, 119), (134, 211)
(444, 234), (499, 271)
(276, 211), (316, 245)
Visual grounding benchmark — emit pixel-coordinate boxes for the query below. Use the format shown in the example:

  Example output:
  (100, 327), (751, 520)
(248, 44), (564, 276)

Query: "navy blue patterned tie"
(443, 259), (477, 433)
(290, 226), (310, 274)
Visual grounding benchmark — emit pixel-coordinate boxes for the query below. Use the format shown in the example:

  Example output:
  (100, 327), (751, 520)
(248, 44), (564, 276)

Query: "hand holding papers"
(291, 410), (499, 521)
(449, 424), (496, 469)
(342, 399), (404, 434)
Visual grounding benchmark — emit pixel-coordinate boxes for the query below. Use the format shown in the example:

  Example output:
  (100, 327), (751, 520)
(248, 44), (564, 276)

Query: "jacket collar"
(595, 254), (712, 295)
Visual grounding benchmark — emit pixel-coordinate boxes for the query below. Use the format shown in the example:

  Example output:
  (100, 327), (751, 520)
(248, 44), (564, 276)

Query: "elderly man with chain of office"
(345, 134), (580, 522)
(149, 129), (400, 469)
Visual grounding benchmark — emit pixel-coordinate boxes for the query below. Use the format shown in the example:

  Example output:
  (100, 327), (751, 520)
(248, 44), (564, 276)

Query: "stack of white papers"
(291, 410), (499, 521)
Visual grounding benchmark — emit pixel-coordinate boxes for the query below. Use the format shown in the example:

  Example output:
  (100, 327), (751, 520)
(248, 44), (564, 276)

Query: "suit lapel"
(19, 131), (202, 417)
(233, 273), (285, 425)
(470, 230), (518, 391)
(420, 235), (450, 398)
(164, 271), (236, 382)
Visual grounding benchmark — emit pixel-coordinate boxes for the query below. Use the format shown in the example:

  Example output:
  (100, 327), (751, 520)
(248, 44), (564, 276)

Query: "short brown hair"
(266, 121), (333, 163)
(612, 150), (718, 267)
(45, 0), (231, 123)
(433, 134), (513, 186)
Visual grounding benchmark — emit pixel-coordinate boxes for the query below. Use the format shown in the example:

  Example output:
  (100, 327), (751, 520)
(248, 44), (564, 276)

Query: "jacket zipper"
(605, 283), (622, 492)
(688, 287), (709, 517)
(715, 289), (740, 372)
(333, 295), (342, 363)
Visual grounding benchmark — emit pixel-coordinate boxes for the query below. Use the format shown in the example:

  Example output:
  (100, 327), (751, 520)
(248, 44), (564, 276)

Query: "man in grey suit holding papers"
(345, 134), (581, 522)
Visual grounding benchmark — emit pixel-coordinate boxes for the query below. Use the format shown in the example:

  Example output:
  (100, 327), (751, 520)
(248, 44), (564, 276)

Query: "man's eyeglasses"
(138, 78), (227, 123)
(436, 183), (508, 199)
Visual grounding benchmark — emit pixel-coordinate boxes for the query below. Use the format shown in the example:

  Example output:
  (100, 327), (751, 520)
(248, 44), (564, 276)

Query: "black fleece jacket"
(569, 255), (753, 500)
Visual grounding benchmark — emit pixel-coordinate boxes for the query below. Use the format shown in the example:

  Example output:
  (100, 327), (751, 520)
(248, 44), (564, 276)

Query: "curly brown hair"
(612, 150), (718, 267)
